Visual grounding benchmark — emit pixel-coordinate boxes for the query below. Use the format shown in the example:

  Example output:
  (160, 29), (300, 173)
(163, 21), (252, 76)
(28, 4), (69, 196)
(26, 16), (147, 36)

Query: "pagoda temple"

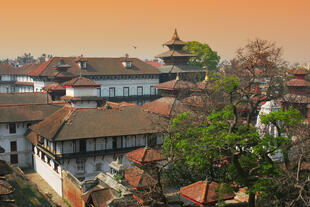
(283, 69), (310, 120)
(156, 29), (203, 82)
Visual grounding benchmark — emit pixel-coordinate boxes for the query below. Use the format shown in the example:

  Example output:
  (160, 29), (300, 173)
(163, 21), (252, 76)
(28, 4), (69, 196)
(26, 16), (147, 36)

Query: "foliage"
(163, 39), (301, 207)
(183, 41), (220, 72)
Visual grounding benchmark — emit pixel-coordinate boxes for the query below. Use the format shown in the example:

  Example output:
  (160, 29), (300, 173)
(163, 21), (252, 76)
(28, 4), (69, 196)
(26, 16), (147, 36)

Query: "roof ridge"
(202, 181), (209, 203)
(141, 147), (148, 162)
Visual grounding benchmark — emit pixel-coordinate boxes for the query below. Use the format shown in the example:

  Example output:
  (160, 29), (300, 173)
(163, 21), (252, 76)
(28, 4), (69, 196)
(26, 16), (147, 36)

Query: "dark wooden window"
(47, 157), (51, 166)
(80, 140), (86, 152)
(27, 123), (32, 128)
(137, 86), (143, 96)
(112, 137), (117, 149)
(9, 123), (16, 134)
(150, 86), (156, 95)
(109, 87), (115, 98)
(10, 154), (18, 164)
(123, 87), (129, 97)
(10, 141), (17, 152)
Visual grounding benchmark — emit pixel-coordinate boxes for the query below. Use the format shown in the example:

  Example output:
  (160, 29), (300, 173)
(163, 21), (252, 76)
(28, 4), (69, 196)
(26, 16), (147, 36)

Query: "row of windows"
(108, 86), (156, 97)
(7, 123), (32, 134)
(89, 74), (158, 80)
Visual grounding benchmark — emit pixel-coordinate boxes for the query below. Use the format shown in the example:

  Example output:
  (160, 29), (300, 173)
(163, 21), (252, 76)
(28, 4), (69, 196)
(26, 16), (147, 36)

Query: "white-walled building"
(0, 63), (37, 93)
(0, 103), (62, 168)
(28, 57), (161, 105)
(26, 77), (167, 196)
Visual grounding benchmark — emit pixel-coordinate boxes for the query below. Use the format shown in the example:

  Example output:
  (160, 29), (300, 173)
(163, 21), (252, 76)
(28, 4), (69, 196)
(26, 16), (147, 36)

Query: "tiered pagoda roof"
(180, 180), (234, 206)
(155, 29), (195, 65)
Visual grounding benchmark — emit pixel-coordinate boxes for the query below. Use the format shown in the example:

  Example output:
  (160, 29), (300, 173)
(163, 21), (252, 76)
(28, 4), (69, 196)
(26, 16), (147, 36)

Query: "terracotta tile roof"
(30, 105), (166, 141)
(141, 97), (189, 117)
(286, 79), (310, 87)
(145, 61), (162, 68)
(155, 79), (196, 91)
(0, 178), (14, 195)
(292, 68), (308, 75)
(126, 147), (165, 165)
(42, 83), (65, 91)
(28, 58), (54, 76)
(14, 82), (34, 86)
(28, 57), (161, 77)
(0, 92), (52, 105)
(63, 76), (100, 87)
(125, 166), (156, 189)
(82, 186), (114, 207)
(155, 50), (196, 58)
(0, 103), (63, 123)
(0, 63), (40, 75)
(179, 180), (234, 205)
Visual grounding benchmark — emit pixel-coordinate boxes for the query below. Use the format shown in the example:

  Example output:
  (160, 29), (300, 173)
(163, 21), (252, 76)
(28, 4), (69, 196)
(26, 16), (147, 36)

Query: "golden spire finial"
(172, 28), (180, 41)
(176, 73), (180, 81)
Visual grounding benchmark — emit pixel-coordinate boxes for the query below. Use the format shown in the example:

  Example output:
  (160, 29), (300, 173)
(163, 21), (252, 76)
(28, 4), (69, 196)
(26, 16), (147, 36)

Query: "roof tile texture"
(126, 147), (165, 164)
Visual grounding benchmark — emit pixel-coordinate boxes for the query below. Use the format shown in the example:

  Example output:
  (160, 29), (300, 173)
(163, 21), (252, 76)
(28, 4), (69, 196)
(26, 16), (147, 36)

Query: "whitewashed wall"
(33, 147), (63, 196)
(98, 78), (159, 97)
(0, 123), (33, 168)
(65, 87), (98, 97)
(34, 81), (52, 92)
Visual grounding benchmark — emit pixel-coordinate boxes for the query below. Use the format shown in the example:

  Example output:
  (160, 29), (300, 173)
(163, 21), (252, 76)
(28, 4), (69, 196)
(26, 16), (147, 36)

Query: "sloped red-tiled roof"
(180, 180), (234, 206)
(125, 166), (156, 189)
(28, 57), (161, 77)
(82, 186), (114, 207)
(63, 76), (100, 88)
(0, 103), (63, 123)
(28, 58), (54, 76)
(286, 79), (310, 87)
(29, 105), (166, 141)
(145, 60), (162, 68)
(141, 97), (189, 117)
(42, 83), (65, 91)
(0, 92), (52, 106)
(155, 79), (196, 91)
(292, 68), (308, 75)
(126, 147), (165, 165)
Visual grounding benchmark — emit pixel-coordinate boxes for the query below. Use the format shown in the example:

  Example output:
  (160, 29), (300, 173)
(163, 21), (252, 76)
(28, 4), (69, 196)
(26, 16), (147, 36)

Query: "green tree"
(163, 39), (296, 207)
(183, 41), (220, 72)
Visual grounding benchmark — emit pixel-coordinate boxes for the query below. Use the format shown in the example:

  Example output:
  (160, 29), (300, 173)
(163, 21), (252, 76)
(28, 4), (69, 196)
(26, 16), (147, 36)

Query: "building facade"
(28, 57), (161, 105)
(26, 77), (166, 196)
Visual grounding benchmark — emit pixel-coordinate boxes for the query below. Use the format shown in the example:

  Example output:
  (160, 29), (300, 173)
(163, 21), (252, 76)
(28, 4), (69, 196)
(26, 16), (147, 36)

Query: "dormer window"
(122, 61), (132, 69)
(75, 57), (88, 69)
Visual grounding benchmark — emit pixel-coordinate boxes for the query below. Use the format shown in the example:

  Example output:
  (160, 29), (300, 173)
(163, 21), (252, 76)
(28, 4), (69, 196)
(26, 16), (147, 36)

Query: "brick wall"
(62, 171), (85, 207)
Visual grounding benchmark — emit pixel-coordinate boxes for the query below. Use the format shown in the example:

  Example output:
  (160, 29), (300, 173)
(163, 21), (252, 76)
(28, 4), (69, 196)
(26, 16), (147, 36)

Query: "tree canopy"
(163, 39), (306, 207)
(183, 41), (220, 72)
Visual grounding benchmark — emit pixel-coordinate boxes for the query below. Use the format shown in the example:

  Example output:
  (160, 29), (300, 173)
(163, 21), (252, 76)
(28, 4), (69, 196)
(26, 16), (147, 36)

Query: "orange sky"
(0, 0), (309, 63)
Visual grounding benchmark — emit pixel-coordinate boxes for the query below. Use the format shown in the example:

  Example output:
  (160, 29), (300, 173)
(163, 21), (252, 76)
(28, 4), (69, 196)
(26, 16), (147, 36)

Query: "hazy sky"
(0, 0), (309, 63)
